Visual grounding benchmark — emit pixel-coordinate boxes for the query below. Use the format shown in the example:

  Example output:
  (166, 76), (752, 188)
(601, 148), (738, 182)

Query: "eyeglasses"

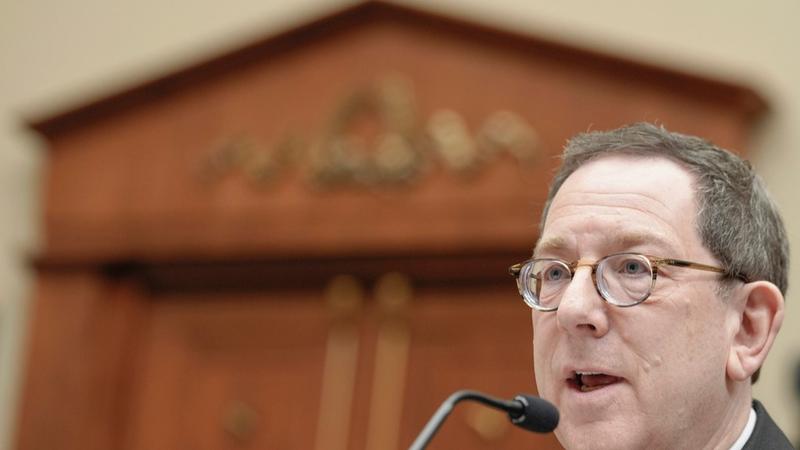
(508, 253), (748, 311)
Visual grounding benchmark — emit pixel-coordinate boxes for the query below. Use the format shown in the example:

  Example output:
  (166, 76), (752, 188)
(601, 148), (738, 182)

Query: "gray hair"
(541, 122), (789, 296)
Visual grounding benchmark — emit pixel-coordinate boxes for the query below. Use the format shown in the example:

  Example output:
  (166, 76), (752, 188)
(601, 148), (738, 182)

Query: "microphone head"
(509, 394), (559, 433)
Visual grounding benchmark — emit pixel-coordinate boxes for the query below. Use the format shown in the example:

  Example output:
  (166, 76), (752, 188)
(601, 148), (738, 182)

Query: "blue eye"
(621, 260), (646, 274)
(544, 265), (567, 281)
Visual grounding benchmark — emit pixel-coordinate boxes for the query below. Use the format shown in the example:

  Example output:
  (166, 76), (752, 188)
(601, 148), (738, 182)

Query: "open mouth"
(568, 371), (622, 392)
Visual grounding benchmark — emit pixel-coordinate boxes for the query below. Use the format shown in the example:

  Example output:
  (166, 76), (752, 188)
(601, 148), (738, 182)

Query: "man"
(510, 123), (792, 449)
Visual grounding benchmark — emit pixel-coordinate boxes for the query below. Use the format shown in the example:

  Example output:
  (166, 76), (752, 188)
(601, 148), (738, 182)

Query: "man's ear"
(726, 281), (785, 381)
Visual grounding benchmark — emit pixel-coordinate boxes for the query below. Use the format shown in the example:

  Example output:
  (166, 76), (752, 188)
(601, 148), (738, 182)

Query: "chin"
(557, 433), (645, 450)
(555, 418), (648, 450)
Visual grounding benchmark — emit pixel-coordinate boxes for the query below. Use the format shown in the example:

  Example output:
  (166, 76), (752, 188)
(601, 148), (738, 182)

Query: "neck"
(695, 383), (752, 450)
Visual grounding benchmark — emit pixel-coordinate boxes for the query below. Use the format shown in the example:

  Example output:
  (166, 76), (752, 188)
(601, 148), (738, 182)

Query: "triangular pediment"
(31, 0), (765, 138)
(32, 0), (766, 263)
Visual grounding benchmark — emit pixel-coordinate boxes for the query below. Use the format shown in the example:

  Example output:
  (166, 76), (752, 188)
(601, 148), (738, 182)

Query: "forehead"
(538, 155), (699, 255)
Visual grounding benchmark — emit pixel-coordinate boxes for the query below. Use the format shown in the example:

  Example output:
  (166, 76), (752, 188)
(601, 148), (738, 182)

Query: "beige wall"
(1, 0), (798, 447)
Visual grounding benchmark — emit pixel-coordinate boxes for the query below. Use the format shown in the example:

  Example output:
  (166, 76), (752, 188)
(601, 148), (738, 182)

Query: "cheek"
(684, 302), (731, 375)
(532, 313), (556, 352)
(532, 314), (557, 392)
(616, 319), (667, 375)
(613, 297), (692, 376)
(621, 289), (729, 386)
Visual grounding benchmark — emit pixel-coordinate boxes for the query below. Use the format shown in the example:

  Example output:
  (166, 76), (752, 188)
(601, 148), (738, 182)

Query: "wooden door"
(121, 259), (560, 450)
(126, 290), (329, 450)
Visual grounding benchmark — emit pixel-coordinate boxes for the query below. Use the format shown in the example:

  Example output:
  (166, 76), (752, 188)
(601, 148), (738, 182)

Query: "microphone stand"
(408, 390), (528, 450)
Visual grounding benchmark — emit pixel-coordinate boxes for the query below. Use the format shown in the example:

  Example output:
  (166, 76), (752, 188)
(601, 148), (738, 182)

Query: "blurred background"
(1, 0), (798, 449)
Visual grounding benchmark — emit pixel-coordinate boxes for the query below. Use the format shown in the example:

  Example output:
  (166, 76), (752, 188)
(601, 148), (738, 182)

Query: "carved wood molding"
(198, 76), (540, 190)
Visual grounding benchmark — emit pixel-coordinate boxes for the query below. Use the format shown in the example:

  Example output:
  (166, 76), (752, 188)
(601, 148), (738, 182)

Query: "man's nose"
(555, 266), (610, 337)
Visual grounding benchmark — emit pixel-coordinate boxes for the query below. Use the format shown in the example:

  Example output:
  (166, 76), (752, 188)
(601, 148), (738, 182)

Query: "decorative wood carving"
(198, 76), (539, 190)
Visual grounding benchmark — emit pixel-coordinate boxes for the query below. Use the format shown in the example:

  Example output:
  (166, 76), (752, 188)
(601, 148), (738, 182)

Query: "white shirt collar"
(729, 407), (757, 450)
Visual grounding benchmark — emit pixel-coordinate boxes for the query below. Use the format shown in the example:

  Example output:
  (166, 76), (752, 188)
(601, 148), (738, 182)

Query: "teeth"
(575, 370), (604, 392)
(573, 371), (620, 392)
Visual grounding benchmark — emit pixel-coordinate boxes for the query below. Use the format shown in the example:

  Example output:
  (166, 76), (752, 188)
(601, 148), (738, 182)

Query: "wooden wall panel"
(16, 271), (146, 450)
(18, 2), (767, 450)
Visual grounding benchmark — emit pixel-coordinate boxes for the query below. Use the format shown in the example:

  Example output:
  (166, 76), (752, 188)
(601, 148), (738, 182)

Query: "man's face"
(533, 155), (740, 449)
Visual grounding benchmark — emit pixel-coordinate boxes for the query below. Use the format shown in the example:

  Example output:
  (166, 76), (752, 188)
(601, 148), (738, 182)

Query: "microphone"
(408, 390), (558, 450)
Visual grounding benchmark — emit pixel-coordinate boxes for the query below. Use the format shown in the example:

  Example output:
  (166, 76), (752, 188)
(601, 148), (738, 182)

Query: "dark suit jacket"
(742, 400), (794, 449)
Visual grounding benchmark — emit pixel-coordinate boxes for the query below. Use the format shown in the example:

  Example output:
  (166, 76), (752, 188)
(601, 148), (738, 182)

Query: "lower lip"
(564, 380), (625, 406)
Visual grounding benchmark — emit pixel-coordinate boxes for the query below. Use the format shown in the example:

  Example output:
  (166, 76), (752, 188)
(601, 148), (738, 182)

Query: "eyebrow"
(534, 230), (675, 257)
(533, 235), (570, 256)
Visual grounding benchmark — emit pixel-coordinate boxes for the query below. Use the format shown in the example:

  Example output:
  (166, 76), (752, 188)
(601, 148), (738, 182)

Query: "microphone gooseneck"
(408, 390), (558, 450)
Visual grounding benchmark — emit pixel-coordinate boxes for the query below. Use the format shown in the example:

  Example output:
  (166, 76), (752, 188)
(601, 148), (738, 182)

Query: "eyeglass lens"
(521, 254), (654, 309)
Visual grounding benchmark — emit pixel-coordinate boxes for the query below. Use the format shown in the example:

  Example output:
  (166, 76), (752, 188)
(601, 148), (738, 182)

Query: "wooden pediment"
(31, 0), (766, 265)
